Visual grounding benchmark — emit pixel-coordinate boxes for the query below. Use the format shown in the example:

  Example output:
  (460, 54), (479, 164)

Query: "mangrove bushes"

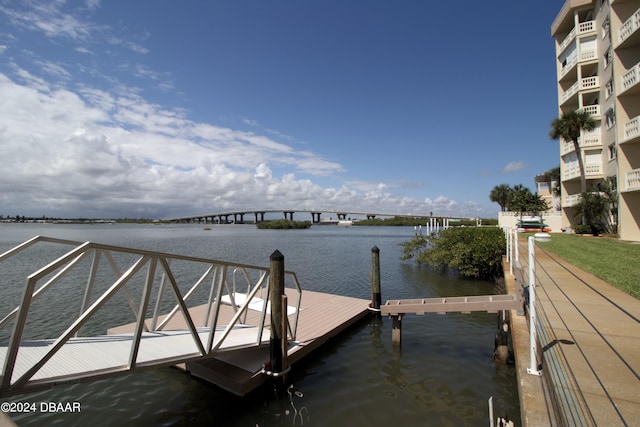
(256, 220), (312, 229)
(401, 227), (505, 280)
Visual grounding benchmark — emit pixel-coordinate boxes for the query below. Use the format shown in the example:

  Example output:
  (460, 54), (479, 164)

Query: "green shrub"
(256, 220), (312, 229)
(401, 227), (505, 280)
(573, 224), (592, 235)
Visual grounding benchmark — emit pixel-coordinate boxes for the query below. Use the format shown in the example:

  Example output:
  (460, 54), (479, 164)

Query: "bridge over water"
(164, 209), (469, 224)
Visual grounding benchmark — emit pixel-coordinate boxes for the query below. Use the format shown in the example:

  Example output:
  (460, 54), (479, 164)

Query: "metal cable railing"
(506, 229), (595, 426)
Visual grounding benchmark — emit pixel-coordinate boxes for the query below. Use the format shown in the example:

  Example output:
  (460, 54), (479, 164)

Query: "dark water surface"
(0, 223), (519, 426)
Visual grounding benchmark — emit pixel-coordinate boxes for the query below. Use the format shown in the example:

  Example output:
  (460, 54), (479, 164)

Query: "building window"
(608, 143), (617, 161)
(602, 16), (610, 39)
(605, 108), (615, 129)
(605, 78), (614, 99)
(604, 47), (612, 68)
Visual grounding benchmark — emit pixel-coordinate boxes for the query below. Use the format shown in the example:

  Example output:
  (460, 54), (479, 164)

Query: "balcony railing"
(563, 194), (581, 207)
(564, 167), (581, 181)
(580, 105), (600, 116)
(560, 76), (600, 105)
(585, 163), (602, 175)
(560, 54), (578, 79)
(561, 81), (579, 103)
(580, 48), (597, 62)
(558, 20), (596, 54)
(621, 62), (639, 93)
(618, 7), (640, 46)
(564, 163), (602, 181)
(559, 27), (577, 53)
(560, 48), (598, 78)
(561, 129), (601, 155)
(625, 169), (640, 192)
(579, 21), (595, 34)
(581, 76), (599, 89)
(622, 116), (640, 143)
(580, 128), (601, 146)
(562, 142), (575, 156)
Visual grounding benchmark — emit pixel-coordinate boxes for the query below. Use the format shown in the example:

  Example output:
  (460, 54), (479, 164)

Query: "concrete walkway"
(508, 237), (640, 426)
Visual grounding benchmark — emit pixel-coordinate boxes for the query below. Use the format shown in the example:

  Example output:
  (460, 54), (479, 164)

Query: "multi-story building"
(551, 0), (640, 241)
(535, 172), (561, 212)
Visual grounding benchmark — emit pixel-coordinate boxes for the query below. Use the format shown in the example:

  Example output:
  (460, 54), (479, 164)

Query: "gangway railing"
(0, 236), (301, 397)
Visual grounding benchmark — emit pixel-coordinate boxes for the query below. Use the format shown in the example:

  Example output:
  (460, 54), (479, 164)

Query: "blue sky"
(0, 1), (564, 219)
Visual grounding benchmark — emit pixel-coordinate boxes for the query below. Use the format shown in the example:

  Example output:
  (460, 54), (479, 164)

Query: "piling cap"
(270, 249), (284, 260)
(371, 246), (379, 253)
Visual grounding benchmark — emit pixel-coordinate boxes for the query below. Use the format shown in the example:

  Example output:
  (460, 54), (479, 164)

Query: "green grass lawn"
(535, 234), (640, 299)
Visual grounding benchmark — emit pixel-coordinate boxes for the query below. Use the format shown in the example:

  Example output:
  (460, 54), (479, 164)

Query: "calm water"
(0, 223), (520, 426)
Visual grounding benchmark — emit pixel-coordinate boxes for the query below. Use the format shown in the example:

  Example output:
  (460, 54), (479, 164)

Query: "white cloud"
(0, 72), (350, 217)
(0, 0), (499, 219)
(0, 69), (498, 219)
(502, 161), (528, 173)
(0, 1), (147, 55)
(0, 1), (96, 42)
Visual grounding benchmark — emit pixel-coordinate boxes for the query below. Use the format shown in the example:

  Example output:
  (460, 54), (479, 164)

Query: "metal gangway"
(0, 236), (301, 397)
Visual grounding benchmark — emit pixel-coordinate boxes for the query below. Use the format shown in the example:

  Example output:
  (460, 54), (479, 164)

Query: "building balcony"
(579, 105), (600, 117)
(622, 116), (640, 144)
(561, 128), (602, 155)
(618, 7), (640, 48)
(580, 47), (597, 62)
(563, 163), (603, 181)
(560, 54), (578, 79)
(559, 48), (598, 80)
(558, 20), (596, 54)
(563, 194), (581, 207)
(560, 76), (600, 105)
(620, 62), (640, 96)
(585, 163), (603, 176)
(561, 142), (575, 156)
(624, 169), (640, 192)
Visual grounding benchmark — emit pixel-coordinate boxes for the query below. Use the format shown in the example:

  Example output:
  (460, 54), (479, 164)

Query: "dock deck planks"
(185, 290), (371, 395)
(380, 294), (519, 316)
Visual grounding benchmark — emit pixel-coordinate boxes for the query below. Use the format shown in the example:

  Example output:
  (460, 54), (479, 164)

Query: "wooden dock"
(381, 294), (519, 316)
(379, 293), (522, 346)
(109, 290), (371, 396)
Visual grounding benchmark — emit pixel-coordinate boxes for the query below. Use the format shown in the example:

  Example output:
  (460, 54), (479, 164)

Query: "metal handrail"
(0, 236), (302, 396)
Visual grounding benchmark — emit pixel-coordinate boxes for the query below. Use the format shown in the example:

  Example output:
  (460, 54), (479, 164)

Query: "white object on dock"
(221, 293), (298, 316)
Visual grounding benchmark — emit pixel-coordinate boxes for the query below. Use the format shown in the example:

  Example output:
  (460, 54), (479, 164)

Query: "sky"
(0, 1), (565, 220)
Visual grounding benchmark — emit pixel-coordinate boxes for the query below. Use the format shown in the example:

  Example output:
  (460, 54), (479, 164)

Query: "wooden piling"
(370, 246), (381, 314)
(269, 250), (286, 390)
(391, 315), (402, 346)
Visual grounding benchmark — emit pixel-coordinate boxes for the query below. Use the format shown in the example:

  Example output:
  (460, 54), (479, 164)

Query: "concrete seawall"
(504, 256), (558, 426)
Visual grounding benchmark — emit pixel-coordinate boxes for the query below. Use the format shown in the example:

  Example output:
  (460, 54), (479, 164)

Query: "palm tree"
(549, 110), (596, 194)
(545, 166), (561, 198)
(489, 184), (511, 211)
(507, 184), (527, 212)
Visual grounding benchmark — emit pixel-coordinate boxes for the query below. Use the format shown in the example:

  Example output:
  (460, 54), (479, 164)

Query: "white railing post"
(488, 395), (494, 427)
(507, 228), (513, 275)
(527, 236), (542, 376)
(513, 228), (520, 262)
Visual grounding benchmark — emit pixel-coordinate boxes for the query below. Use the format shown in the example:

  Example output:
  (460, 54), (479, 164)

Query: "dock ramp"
(0, 236), (301, 397)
